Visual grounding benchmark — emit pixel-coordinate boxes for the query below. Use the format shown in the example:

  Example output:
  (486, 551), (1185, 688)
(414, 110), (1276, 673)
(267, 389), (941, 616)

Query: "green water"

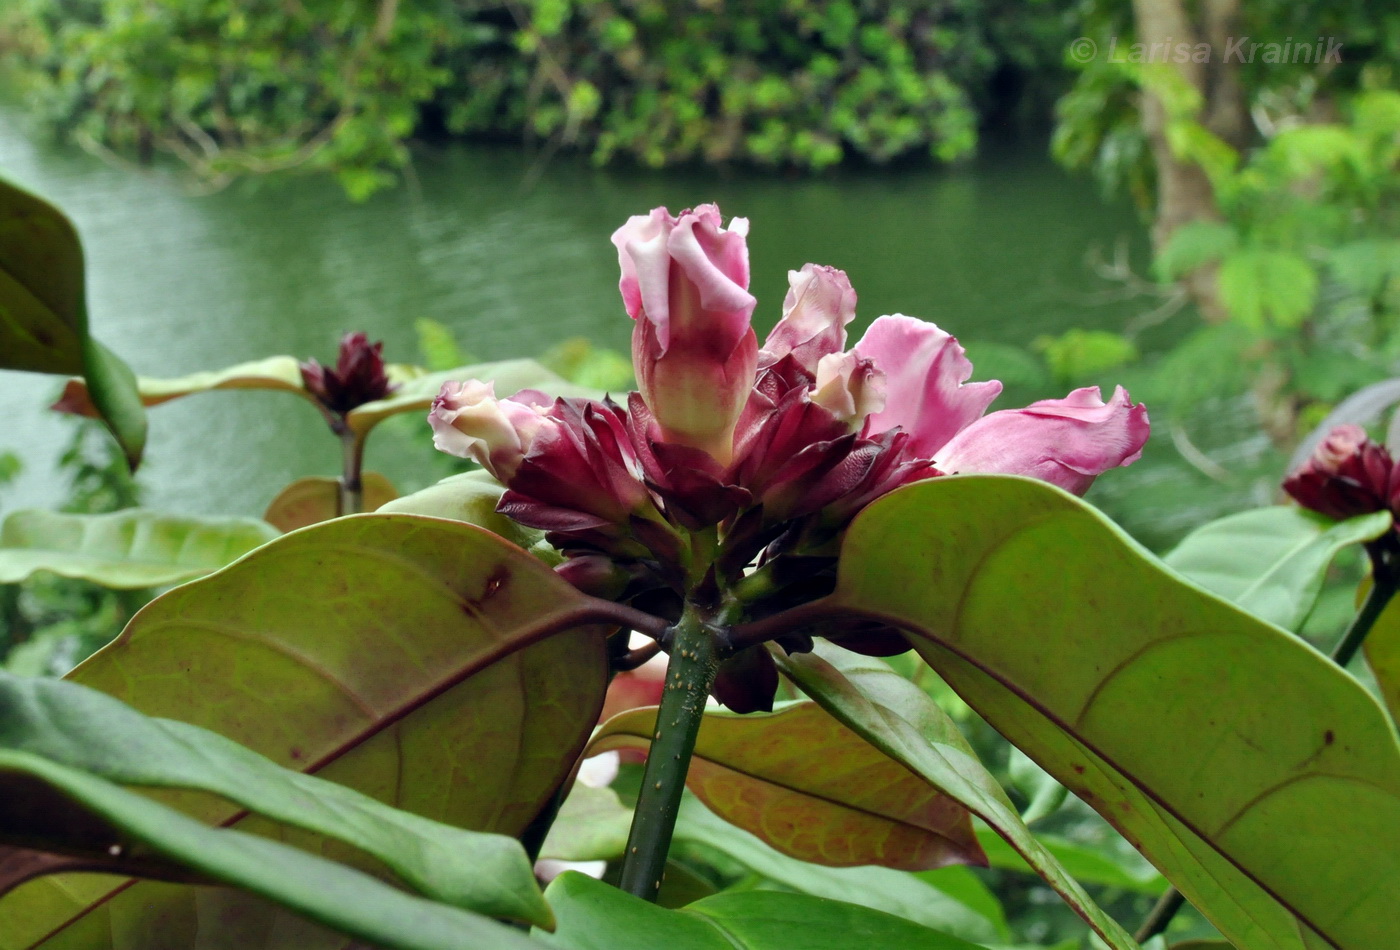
(0, 105), (1157, 518)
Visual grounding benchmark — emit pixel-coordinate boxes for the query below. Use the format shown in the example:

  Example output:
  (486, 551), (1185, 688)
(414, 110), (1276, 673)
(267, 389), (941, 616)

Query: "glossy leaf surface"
(828, 475), (1400, 950)
(0, 672), (550, 927)
(589, 701), (985, 871)
(0, 753), (546, 950)
(0, 509), (279, 587)
(1162, 506), (1391, 630)
(539, 871), (991, 950)
(774, 643), (1137, 949)
(12, 514), (611, 947)
(262, 473), (399, 530)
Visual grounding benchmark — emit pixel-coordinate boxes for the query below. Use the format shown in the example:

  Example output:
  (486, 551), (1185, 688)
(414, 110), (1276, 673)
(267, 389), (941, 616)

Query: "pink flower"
(933, 387), (1149, 496)
(613, 205), (758, 463)
(429, 382), (554, 482)
(758, 265), (857, 374)
(852, 316), (1148, 497)
(853, 315), (1002, 461)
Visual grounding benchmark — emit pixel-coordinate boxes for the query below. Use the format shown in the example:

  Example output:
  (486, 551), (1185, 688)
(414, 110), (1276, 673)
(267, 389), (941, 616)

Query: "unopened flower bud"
(299, 332), (395, 414)
(1283, 425), (1395, 521)
(613, 204), (757, 463)
(429, 381), (553, 482)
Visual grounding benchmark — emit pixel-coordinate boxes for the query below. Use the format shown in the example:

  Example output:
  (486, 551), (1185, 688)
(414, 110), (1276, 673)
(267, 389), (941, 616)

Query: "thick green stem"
(617, 602), (721, 901)
(338, 431), (365, 517)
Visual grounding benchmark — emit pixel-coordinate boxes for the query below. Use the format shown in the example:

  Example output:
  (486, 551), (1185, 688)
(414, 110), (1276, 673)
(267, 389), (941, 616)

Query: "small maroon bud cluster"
(300, 332), (395, 417)
(1283, 425), (1399, 522)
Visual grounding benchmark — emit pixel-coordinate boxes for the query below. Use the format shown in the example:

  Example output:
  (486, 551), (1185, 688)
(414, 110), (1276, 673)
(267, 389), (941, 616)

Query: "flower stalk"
(338, 431), (365, 517)
(617, 600), (728, 901)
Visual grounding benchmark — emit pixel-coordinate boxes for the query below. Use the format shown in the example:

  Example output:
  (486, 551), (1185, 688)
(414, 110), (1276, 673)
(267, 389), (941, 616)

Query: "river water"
(0, 104), (1160, 522)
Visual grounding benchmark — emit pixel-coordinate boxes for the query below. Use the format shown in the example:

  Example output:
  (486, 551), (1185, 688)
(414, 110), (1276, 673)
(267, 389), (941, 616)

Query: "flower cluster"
(300, 332), (396, 417)
(1284, 425), (1400, 522)
(430, 205), (1148, 708)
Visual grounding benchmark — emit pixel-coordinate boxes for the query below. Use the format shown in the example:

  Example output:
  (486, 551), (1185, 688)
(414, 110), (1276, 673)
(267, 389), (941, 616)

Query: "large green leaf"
(821, 475), (1400, 950)
(0, 671), (550, 927)
(539, 871), (991, 950)
(1162, 507), (1391, 631)
(0, 177), (145, 467)
(0, 509), (280, 588)
(673, 795), (1005, 944)
(773, 643), (1137, 949)
(1363, 584), (1400, 728)
(589, 702), (985, 871)
(8, 513), (614, 948)
(0, 752), (547, 950)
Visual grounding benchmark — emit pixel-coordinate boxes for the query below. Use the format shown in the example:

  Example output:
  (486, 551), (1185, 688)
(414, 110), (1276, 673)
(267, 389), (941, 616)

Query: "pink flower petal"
(935, 386), (1150, 496)
(853, 315), (1002, 459)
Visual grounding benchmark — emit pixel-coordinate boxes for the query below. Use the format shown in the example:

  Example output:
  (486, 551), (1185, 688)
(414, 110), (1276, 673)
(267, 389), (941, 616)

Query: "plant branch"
(617, 601), (722, 901)
(725, 596), (850, 652)
(1134, 887), (1187, 943)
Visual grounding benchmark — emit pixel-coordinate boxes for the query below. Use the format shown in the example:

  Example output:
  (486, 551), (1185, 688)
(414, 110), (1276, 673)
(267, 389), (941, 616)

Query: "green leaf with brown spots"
(587, 701), (985, 872)
(3, 513), (614, 949)
(822, 475), (1400, 950)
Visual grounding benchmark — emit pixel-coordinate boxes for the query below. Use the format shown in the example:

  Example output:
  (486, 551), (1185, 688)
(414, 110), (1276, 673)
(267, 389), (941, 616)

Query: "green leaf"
(1153, 221), (1238, 280)
(0, 754), (548, 950)
(1217, 248), (1318, 329)
(10, 514), (613, 946)
(825, 475), (1400, 950)
(673, 796), (1005, 943)
(973, 829), (1165, 895)
(539, 783), (633, 864)
(589, 702), (985, 871)
(50, 355), (313, 416)
(0, 671), (551, 928)
(0, 179), (146, 469)
(0, 509), (280, 588)
(378, 470), (541, 548)
(0, 176), (85, 376)
(262, 473), (399, 530)
(773, 643), (1137, 950)
(539, 871), (992, 950)
(79, 338), (147, 471)
(1363, 585), (1400, 729)
(1162, 507), (1392, 631)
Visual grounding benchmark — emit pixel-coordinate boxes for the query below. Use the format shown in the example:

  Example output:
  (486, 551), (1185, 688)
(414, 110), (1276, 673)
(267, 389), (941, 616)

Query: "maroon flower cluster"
(1284, 425), (1400, 522)
(300, 332), (395, 417)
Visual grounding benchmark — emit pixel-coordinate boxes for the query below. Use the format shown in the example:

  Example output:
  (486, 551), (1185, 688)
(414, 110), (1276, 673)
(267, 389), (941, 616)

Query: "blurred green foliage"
(3, 0), (1077, 197)
(0, 420), (149, 676)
